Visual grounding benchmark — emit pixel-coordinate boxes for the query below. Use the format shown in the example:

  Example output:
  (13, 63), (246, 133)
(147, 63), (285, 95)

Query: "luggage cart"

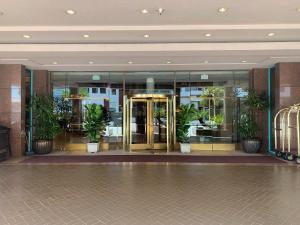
(287, 104), (300, 163)
(274, 107), (290, 158)
(274, 104), (300, 163)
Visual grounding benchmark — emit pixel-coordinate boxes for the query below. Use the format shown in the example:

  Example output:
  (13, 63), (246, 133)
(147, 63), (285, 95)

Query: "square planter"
(180, 143), (191, 153)
(87, 143), (99, 153)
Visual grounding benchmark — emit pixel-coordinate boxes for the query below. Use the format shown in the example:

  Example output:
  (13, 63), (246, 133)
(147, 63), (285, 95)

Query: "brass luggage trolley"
(274, 104), (300, 163)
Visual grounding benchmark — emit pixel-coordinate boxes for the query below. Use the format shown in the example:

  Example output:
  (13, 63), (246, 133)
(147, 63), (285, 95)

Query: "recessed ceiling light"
(128, 61), (133, 64)
(241, 60), (247, 63)
(204, 60), (209, 64)
(53, 62), (58, 65)
(141, 9), (148, 14)
(205, 33), (212, 37)
(218, 7), (227, 13)
(267, 32), (275, 37)
(144, 34), (150, 38)
(89, 61), (94, 64)
(83, 34), (90, 38)
(23, 34), (31, 39)
(166, 61), (172, 64)
(65, 9), (76, 15)
(297, 8), (300, 12)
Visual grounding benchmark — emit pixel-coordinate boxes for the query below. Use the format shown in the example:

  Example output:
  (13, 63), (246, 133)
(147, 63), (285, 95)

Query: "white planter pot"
(180, 143), (191, 153)
(87, 143), (99, 153)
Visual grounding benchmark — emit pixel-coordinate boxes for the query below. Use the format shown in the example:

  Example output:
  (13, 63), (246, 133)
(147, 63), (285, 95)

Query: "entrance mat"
(21, 155), (285, 164)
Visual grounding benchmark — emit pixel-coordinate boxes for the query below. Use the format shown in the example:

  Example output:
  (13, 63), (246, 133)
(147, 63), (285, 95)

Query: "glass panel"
(125, 72), (174, 96)
(108, 72), (124, 150)
(187, 71), (249, 144)
(52, 72), (110, 150)
(131, 101), (148, 144)
(51, 70), (250, 152)
(153, 101), (167, 144)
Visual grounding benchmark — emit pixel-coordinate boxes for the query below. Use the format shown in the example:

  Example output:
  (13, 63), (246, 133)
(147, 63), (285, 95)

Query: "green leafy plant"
(79, 87), (89, 97)
(83, 104), (109, 143)
(201, 86), (224, 107)
(153, 107), (166, 122)
(244, 90), (268, 111)
(239, 90), (268, 139)
(176, 104), (198, 143)
(32, 95), (61, 140)
(212, 113), (224, 126)
(54, 97), (72, 129)
(239, 114), (258, 139)
(197, 109), (209, 120)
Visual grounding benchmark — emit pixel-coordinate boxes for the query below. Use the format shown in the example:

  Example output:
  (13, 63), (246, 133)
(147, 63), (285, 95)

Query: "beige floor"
(0, 164), (299, 225)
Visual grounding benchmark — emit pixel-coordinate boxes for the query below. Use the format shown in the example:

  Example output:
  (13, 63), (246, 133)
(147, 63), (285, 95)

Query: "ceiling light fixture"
(83, 34), (90, 38)
(267, 32), (275, 37)
(65, 9), (76, 15)
(23, 34), (31, 39)
(166, 61), (172, 64)
(218, 7), (227, 13)
(128, 61), (133, 64)
(241, 60), (247, 63)
(144, 34), (150, 38)
(205, 33), (212, 37)
(204, 60), (209, 64)
(89, 61), (94, 64)
(141, 9), (148, 14)
(157, 8), (165, 15)
(297, 8), (300, 12)
(53, 62), (58, 65)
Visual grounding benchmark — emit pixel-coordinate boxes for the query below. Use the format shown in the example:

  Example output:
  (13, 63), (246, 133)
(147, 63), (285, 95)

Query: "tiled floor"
(0, 164), (299, 225)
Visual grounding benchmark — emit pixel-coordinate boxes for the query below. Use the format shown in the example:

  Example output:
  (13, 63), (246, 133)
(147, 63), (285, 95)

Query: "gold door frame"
(124, 95), (172, 152)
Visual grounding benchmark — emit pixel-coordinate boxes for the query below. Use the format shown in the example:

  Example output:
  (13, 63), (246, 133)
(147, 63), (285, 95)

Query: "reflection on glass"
(50, 70), (249, 151)
(131, 101), (147, 144)
(153, 102), (167, 143)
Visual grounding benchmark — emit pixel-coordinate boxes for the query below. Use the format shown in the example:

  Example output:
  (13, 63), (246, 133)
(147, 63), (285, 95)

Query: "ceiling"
(0, 0), (300, 71)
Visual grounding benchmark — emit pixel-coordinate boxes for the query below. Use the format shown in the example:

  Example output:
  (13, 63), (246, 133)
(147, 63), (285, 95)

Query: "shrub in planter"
(176, 104), (198, 153)
(240, 90), (268, 153)
(83, 104), (109, 153)
(32, 95), (61, 154)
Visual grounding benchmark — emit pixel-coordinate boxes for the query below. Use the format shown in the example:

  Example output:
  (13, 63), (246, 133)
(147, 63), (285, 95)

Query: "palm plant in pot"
(176, 104), (198, 153)
(83, 104), (108, 153)
(239, 90), (268, 153)
(31, 95), (61, 154)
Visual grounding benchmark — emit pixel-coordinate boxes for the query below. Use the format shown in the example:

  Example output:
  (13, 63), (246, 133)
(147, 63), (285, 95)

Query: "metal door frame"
(124, 95), (171, 152)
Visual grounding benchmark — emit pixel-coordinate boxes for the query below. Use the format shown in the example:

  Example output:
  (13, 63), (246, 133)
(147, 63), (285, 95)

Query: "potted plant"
(212, 113), (224, 129)
(239, 90), (268, 153)
(32, 95), (61, 154)
(83, 104), (108, 153)
(54, 97), (72, 130)
(197, 109), (209, 124)
(176, 104), (198, 153)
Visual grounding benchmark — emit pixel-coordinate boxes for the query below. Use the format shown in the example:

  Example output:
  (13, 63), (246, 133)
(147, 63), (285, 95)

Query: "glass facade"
(51, 71), (249, 152)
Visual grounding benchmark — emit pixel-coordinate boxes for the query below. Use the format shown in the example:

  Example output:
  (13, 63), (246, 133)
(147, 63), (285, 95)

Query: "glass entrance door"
(124, 95), (173, 151)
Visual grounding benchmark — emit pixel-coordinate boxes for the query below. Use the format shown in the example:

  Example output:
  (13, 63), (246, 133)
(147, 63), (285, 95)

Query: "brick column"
(0, 64), (26, 157)
(33, 70), (51, 95)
